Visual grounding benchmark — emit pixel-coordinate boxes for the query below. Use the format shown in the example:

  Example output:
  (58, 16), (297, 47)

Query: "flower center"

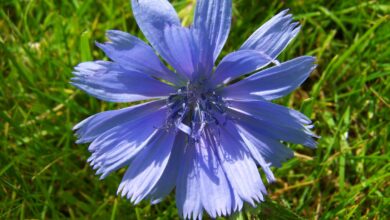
(166, 81), (227, 139)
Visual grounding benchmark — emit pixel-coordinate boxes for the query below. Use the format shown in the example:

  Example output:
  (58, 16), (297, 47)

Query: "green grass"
(1, 0), (389, 219)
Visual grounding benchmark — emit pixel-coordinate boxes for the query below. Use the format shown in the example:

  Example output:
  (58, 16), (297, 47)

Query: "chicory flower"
(72, 0), (317, 219)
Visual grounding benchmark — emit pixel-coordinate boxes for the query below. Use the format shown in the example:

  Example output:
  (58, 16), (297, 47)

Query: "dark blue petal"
(211, 50), (273, 86)
(96, 30), (182, 85)
(241, 9), (300, 59)
(221, 56), (316, 100)
(194, 0), (232, 61)
(117, 128), (177, 204)
(71, 61), (175, 102)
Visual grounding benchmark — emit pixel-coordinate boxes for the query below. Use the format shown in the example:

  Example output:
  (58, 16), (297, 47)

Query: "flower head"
(72, 0), (317, 219)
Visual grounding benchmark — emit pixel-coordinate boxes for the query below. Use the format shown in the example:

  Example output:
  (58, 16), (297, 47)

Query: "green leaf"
(80, 30), (93, 61)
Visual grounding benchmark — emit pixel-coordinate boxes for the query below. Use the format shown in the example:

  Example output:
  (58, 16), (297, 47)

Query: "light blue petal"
(194, 0), (232, 61)
(96, 30), (182, 85)
(195, 130), (240, 217)
(228, 100), (314, 132)
(87, 108), (167, 179)
(241, 9), (300, 59)
(148, 133), (186, 204)
(211, 50), (273, 86)
(175, 142), (202, 220)
(176, 130), (241, 219)
(228, 107), (317, 148)
(236, 124), (294, 168)
(117, 128), (177, 204)
(235, 125), (276, 182)
(228, 100), (315, 165)
(217, 123), (266, 206)
(221, 56), (316, 100)
(73, 100), (165, 144)
(131, 0), (181, 67)
(71, 61), (175, 102)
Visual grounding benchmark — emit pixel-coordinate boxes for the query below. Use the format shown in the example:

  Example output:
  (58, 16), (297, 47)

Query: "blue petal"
(195, 129), (241, 217)
(240, 9), (300, 59)
(211, 50), (273, 86)
(71, 61), (175, 102)
(87, 108), (168, 179)
(194, 0), (232, 61)
(217, 123), (267, 205)
(235, 125), (277, 182)
(131, 0), (181, 67)
(73, 100), (165, 144)
(74, 101), (167, 178)
(162, 27), (199, 78)
(96, 30), (182, 85)
(227, 106), (317, 148)
(221, 56), (316, 101)
(176, 130), (241, 219)
(117, 128), (177, 204)
(236, 124), (294, 168)
(148, 132), (186, 204)
(175, 143), (202, 220)
(227, 100), (316, 165)
(228, 100), (314, 131)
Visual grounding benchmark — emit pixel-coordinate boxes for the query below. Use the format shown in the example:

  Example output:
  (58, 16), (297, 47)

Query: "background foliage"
(1, 0), (389, 219)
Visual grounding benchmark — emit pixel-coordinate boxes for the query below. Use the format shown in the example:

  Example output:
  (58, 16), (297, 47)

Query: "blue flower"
(72, 0), (317, 219)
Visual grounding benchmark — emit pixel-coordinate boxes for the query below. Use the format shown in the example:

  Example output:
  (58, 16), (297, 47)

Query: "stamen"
(166, 82), (229, 139)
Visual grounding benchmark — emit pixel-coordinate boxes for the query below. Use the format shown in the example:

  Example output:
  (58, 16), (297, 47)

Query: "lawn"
(0, 0), (389, 219)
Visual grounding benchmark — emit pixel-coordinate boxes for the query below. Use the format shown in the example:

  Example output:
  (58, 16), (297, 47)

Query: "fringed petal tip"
(240, 8), (302, 59)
